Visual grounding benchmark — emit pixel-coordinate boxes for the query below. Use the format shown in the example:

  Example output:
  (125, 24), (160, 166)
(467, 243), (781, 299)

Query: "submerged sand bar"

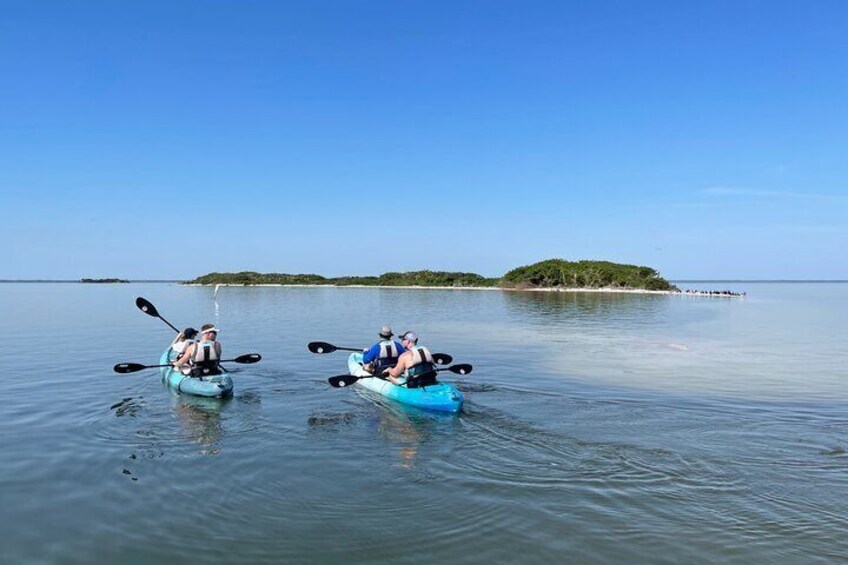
(186, 283), (745, 297)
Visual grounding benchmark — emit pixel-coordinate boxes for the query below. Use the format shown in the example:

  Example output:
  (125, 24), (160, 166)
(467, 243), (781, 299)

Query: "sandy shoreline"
(185, 283), (743, 297)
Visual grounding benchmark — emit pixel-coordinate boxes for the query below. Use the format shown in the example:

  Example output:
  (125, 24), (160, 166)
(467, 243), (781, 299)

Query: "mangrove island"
(81, 278), (130, 283)
(187, 259), (681, 293)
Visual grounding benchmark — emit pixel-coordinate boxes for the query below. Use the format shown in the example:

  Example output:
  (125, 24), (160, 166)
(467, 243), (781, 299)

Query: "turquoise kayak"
(159, 349), (234, 398)
(347, 353), (463, 413)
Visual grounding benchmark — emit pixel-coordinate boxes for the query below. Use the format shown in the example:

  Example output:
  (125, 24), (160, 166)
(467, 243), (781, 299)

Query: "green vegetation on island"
(189, 259), (676, 291)
(189, 271), (499, 287)
(81, 278), (130, 283)
(501, 259), (678, 291)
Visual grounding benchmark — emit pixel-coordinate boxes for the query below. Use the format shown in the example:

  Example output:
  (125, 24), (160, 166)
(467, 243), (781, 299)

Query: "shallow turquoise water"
(1, 282), (846, 563)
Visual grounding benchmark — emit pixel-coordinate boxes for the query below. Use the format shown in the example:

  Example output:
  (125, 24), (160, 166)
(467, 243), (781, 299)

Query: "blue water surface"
(0, 282), (845, 563)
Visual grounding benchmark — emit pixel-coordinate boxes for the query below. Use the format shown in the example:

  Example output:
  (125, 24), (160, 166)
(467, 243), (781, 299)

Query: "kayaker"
(386, 331), (437, 388)
(173, 324), (223, 377)
(171, 327), (199, 356)
(361, 325), (405, 374)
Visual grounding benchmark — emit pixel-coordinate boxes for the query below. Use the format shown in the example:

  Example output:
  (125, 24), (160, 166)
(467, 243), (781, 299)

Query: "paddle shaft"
(144, 358), (244, 368)
(157, 316), (180, 334)
(114, 354), (261, 374)
(328, 364), (471, 388)
(308, 341), (452, 364)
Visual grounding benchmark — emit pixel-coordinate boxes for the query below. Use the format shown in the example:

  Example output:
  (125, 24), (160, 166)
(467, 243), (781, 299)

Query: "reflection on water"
(307, 411), (357, 427)
(496, 284), (846, 400)
(306, 393), (463, 471)
(503, 288), (669, 323)
(171, 394), (227, 455)
(110, 396), (145, 418)
(2, 282), (848, 563)
(372, 402), (425, 470)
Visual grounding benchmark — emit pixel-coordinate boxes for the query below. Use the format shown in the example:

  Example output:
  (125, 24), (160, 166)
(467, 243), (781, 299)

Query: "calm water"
(1, 283), (846, 563)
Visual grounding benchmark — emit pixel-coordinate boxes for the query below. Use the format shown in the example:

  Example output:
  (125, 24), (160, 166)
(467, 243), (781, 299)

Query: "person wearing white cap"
(361, 325), (405, 374)
(385, 331), (437, 387)
(173, 323), (223, 377)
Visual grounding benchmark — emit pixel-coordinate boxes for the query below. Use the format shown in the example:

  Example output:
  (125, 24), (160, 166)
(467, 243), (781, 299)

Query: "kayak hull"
(159, 349), (234, 398)
(347, 353), (463, 413)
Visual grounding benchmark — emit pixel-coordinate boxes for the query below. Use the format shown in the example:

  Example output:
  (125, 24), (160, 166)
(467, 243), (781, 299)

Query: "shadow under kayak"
(159, 349), (234, 398)
(347, 353), (463, 413)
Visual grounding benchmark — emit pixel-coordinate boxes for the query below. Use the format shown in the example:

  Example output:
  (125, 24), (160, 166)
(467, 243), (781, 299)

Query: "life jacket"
(372, 340), (402, 372)
(172, 339), (194, 356)
(405, 346), (437, 388)
(190, 341), (221, 377)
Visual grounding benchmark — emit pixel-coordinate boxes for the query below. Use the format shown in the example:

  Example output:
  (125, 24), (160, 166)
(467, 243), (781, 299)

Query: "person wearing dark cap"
(171, 327), (199, 357)
(386, 331), (437, 387)
(173, 323), (223, 377)
(361, 325), (405, 374)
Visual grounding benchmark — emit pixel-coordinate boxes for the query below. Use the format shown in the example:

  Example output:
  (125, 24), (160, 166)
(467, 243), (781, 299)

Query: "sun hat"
(200, 323), (220, 335)
(379, 325), (393, 339)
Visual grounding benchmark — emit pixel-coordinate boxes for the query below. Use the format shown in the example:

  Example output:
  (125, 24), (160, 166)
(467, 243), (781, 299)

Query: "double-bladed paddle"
(114, 353), (262, 374)
(307, 341), (453, 365)
(136, 296), (180, 333)
(327, 363), (473, 388)
(126, 298), (263, 377)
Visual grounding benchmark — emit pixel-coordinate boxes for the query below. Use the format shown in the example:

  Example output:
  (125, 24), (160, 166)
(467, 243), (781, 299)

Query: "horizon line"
(2, 279), (848, 284)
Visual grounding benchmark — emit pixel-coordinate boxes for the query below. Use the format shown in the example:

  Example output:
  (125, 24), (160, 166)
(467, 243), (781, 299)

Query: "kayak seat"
(372, 357), (399, 373)
(373, 357), (398, 372)
(190, 364), (222, 378)
(405, 370), (438, 389)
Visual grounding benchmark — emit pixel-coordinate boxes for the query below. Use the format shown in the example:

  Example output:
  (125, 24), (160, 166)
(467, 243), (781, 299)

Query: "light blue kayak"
(159, 349), (234, 398)
(347, 353), (463, 413)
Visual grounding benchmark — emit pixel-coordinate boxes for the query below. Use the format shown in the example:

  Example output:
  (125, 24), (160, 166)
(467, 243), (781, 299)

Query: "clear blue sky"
(1, 0), (846, 280)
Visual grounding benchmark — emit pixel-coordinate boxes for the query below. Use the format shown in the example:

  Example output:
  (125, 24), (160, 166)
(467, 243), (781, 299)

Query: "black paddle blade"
(308, 341), (337, 354)
(135, 297), (159, 318)
(114, 363), (148, 374)
(232, 353), (262, 364)
(328, 374), (361, 388)
(432, 353), (453, 365)
(448, 364), (473, 375)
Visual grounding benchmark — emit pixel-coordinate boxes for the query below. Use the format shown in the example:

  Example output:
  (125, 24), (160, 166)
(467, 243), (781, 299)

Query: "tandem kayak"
(159, 349), (234, 398)
(347, 353), (463, 413)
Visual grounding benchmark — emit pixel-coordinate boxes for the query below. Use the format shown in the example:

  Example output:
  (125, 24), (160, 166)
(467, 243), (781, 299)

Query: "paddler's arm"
(173, 344), (193, 367)
(362, 344), (380, 364)
(386, 356), (409, 384)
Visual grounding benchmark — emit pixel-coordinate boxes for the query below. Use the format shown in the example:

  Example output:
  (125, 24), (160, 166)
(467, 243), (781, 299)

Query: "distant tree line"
(81, 278), (129, 283)
(189, 259), (676, 290)
(190, 270), (499, 287)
